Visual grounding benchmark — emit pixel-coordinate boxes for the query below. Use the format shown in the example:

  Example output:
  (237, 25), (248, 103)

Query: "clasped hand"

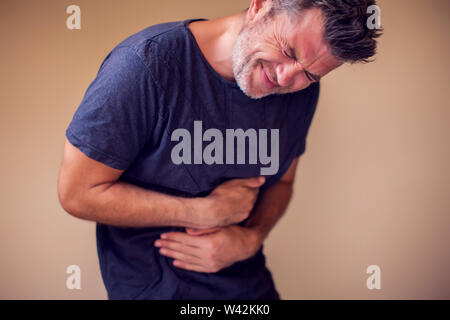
(154, 176), (265, 273)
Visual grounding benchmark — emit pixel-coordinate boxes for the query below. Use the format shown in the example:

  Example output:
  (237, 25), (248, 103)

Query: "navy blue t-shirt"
(66, 19), (320, 299)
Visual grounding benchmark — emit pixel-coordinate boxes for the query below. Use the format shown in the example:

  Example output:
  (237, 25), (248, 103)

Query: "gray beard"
(231, 26), (269, 99)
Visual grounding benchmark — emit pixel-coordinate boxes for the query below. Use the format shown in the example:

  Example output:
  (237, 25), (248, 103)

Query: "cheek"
(251, 37), (283, 62)
(291, 82), (311, 93)
(250, 64), (261, 88)
(250, 64), (268, 94)
(295, 83), (311, 92)
(291, 74), (312, 91)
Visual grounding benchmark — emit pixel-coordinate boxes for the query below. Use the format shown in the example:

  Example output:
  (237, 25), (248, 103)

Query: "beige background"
(0, 0), (449, 299)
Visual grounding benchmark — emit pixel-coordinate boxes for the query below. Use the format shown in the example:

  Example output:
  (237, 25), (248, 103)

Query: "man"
(58, 0), (381, 299)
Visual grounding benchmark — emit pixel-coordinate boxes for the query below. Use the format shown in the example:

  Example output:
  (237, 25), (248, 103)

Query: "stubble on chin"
(233, 54), (273, 99)
(232, 26), (270, 99)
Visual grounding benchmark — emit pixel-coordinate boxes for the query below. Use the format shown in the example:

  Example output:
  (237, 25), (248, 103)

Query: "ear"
(247, 0), (273, 22)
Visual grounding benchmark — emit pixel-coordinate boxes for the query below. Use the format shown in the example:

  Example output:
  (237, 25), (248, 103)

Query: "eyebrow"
(288, 46), (321, 82)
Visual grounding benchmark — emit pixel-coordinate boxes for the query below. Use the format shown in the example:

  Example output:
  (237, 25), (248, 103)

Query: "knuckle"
(208, 241), (217, 250)
(204, 241), (213, 250)
(161, 240), (172, 247)
(211, 265), (221, 273)
(208, 261), (218, 270)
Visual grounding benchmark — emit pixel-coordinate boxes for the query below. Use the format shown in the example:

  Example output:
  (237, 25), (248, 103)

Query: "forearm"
(64, 180), (205, 229)
(244, 181), (294, 243)
(155, 180), (295, 273)
(59, 140), (265, 229)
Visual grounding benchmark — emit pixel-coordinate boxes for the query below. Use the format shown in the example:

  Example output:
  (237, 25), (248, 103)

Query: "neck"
(188, 13), (246, 82)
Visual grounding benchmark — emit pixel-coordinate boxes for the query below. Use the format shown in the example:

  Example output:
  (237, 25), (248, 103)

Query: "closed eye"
(282, 49), (294, 60)
(282, 47), (298, 62)
(304, 71), (314, 82)
(304, 70), (320, 82)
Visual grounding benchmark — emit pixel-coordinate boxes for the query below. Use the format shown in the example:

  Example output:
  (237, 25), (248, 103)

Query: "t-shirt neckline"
(183, 18), (240, 90)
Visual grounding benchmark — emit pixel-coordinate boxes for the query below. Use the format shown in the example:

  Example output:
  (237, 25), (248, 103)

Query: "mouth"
(260, 63), (278, 89)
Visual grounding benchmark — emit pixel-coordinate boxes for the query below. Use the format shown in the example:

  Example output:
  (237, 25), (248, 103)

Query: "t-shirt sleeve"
(65, 46), (159, 170)
(292, 82), (320, 158)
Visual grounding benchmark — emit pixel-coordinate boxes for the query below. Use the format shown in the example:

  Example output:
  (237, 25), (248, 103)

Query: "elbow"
(58, 192), (77, 218)
(57, 180), (86, 219)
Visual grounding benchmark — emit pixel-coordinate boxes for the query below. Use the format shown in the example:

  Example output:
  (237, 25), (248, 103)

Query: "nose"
(275, 63), (302, 88)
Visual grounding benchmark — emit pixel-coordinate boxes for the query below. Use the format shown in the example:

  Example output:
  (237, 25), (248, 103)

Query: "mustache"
(259, 60), (295, 93)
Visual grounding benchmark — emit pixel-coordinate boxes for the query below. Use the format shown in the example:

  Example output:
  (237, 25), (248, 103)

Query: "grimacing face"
(232, 7), (342, 99)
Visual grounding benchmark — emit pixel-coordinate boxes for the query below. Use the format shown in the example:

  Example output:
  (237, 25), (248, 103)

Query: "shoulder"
(108, 20), (191, 68)
(98, 20), (194, 89)
(116, 20), (186, 51)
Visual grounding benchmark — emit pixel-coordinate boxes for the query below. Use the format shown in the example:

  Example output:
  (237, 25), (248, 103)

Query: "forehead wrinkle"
(307, 50), (343, 80)
(291, 28), (323, 64)
(286, 8), (327, 66)
(290, 24), (333, 78)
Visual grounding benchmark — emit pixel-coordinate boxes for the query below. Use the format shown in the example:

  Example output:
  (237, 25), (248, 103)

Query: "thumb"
(241, 176), (266, 188)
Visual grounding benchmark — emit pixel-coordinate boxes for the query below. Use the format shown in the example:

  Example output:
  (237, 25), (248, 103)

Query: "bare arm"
(57, 139), (264, 229)
(154, 158), (301, 273)
(244, 157), (300, 243)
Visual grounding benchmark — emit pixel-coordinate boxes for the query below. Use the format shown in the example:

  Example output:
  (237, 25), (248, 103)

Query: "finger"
(154, 239), (202, 258)
(185, 227), (221, 236)
(173, 260), (213, 273)
(160, 232), (207, 248)
(158, 247), (203, 266)
(238, 176), (266, 188)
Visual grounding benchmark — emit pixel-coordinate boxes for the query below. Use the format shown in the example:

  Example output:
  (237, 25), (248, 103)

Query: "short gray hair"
(266, 0), (383, 63)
